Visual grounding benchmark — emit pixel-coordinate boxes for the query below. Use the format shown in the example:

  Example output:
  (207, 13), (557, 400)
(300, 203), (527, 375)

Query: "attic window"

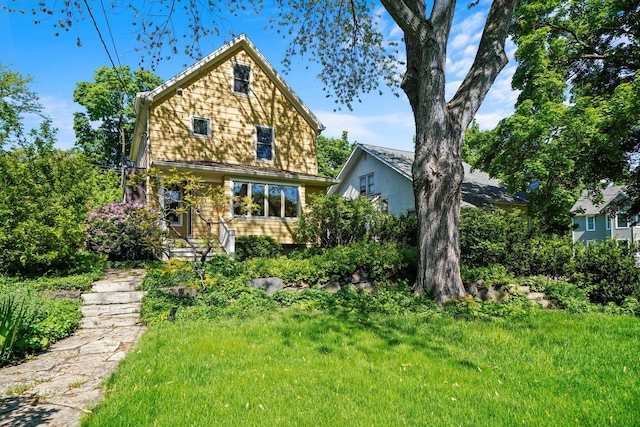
(233, 64), (251, 95)
(359, 173), (374, 195)
(191, 116), (211, 138)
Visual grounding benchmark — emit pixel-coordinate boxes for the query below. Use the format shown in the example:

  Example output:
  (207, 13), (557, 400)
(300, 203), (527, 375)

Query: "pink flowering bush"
(84, 202), (163, 261)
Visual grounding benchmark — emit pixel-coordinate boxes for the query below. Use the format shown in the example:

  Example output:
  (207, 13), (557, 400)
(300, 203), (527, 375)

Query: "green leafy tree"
(0, 63), (43, 147)
(17, 1), (519, 303)
(466, 1), (640, 232)
(0, 140), (121, 275)
(73, 66), (163, 168)
(317, 131), (354, 178)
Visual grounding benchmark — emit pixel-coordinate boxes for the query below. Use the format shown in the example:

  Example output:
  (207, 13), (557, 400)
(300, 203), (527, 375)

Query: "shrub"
(0, 144), (120, 275)
(570, 240), (640, 305)
(460, 209), (572, 277)
(234, 235), (282, 261)
(293, 194), (378, 247)
(84, 202), (163, 261)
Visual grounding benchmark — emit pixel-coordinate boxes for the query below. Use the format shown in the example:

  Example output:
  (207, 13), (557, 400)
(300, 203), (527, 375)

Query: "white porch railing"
(218, 216), (236, 254)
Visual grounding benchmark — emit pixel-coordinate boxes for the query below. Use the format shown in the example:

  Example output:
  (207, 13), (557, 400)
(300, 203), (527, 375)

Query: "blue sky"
(0, 1), (519, 153)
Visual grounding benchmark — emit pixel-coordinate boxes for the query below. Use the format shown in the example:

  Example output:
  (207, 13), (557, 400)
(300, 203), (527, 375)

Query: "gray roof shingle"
(570, 186), (627, 216)
(358, 144), (528, 209)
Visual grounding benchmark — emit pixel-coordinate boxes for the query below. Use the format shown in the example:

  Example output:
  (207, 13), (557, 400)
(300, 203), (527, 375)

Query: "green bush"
(234, 235), (282, 261)
(460, 209), (572, 277)
(293, 194), (378, 247)
(570, 240), (640, 305)
(0, 143), (121, 275)
(85, 202), (162, 261)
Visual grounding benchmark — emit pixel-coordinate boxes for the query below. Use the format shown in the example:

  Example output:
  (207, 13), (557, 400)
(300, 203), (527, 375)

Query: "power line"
(99, 0), (123, 69)
(81, 0), (127, 90)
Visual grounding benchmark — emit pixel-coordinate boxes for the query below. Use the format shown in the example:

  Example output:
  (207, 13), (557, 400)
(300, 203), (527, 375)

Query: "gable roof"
(131, 34), (323, 161)
(333, 143), (528, 208)
(570, 185), (627, 216)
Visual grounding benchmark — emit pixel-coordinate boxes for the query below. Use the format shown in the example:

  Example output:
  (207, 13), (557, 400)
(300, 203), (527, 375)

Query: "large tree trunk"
(384, 0), (517, 304)
(403, 22), (466, 303)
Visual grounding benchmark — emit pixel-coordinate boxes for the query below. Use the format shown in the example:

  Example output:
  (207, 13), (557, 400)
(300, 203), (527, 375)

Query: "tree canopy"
(73, 66), (163, 168)
(466, 1), (640, 231)
(0, 63), (43, 148)
(317, 131), (354, 178)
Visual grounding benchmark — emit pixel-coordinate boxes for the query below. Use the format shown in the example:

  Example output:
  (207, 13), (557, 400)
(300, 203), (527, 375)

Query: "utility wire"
(99, 0), (123, 69)
(82, 0), (127, 90)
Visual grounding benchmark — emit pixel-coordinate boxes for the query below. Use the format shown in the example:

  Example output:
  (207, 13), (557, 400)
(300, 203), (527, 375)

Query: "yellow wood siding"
(148, 49), (318, 175)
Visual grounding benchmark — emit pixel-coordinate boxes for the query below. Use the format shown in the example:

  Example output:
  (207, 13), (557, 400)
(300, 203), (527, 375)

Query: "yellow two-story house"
(130, 34), (336, 253)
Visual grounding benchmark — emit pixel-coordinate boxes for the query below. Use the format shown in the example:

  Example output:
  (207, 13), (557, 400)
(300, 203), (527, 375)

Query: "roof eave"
(152, 160), (339, 186)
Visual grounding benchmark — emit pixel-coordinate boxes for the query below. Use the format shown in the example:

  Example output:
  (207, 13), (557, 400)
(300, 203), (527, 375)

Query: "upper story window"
(256, 126), (273, 161)
(586, 216), (596, 231)
(191, 116), (211, 138)
(617, 212), (629, 228)
(359, 173), (375, 195)
(233, 63), (251, 95)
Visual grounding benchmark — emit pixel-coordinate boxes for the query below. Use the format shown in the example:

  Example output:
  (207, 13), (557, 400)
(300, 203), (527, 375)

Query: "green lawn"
(83, 309), (639, 426)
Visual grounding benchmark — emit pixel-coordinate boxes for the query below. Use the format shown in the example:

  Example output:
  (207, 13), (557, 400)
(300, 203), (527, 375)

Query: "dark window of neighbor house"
(191, 116), (210, 138)
(233, 64), (251, 94)
(617, 212), (629, 228)
(359, 173), (375, 195)
(233, 181), (299, 219)
(164, 187), (182, 225)
(256, 126), (273, 161)
(586, 216), (596, 231)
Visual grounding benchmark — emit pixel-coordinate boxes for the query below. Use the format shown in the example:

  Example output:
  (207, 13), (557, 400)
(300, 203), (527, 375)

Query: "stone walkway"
(0, 269), (147, 427)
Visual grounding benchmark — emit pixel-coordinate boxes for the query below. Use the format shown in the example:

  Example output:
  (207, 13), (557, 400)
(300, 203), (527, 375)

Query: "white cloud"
(40, 96), (77, 149)
(317, 109), (415, 150)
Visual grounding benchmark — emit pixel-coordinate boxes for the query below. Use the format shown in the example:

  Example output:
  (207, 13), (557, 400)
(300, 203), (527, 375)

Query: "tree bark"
(382, 0), (517, 304)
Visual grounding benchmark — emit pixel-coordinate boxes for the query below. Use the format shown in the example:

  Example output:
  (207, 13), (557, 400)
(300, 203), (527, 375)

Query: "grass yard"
(82, 309), (639, 426)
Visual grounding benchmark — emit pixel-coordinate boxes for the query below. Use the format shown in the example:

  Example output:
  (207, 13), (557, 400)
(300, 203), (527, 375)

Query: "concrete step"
(82, 291), (146, 305)
(80, 313), (144, 329)
(81, 303), (142, 317)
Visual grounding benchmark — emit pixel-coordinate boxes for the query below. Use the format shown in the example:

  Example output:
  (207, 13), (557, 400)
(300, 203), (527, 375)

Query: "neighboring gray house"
(329, 144), (528, 216)
(570, 186), (638, 245)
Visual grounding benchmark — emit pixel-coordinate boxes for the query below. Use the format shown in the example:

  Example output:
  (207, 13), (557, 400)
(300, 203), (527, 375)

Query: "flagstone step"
(81, 291), (146, 305)
(91, 281), (140, 293)
(81, 302), (142, 317)
(80, 313), (144, 329)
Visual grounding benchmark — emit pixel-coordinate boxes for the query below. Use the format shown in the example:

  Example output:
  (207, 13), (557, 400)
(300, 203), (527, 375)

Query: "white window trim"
(255, 125), (275, 162)
(359, 173), (375, 195)
(162, 187), (183, 227)
(586, 215), (596, 231)
(616, 212), (629, 229)
(231, 180), (299, 220)
(606, 215), (611, 230)
(190, 115), (211, 139)
(232, 62), (252, 97)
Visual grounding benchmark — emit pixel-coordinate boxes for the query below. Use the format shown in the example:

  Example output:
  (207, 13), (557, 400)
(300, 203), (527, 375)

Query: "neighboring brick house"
(129, 34), (336, 254)
(329, 143), (528, 215)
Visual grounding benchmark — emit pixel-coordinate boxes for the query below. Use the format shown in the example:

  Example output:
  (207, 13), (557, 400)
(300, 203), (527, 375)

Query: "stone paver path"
(0, 269), (147, 427)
